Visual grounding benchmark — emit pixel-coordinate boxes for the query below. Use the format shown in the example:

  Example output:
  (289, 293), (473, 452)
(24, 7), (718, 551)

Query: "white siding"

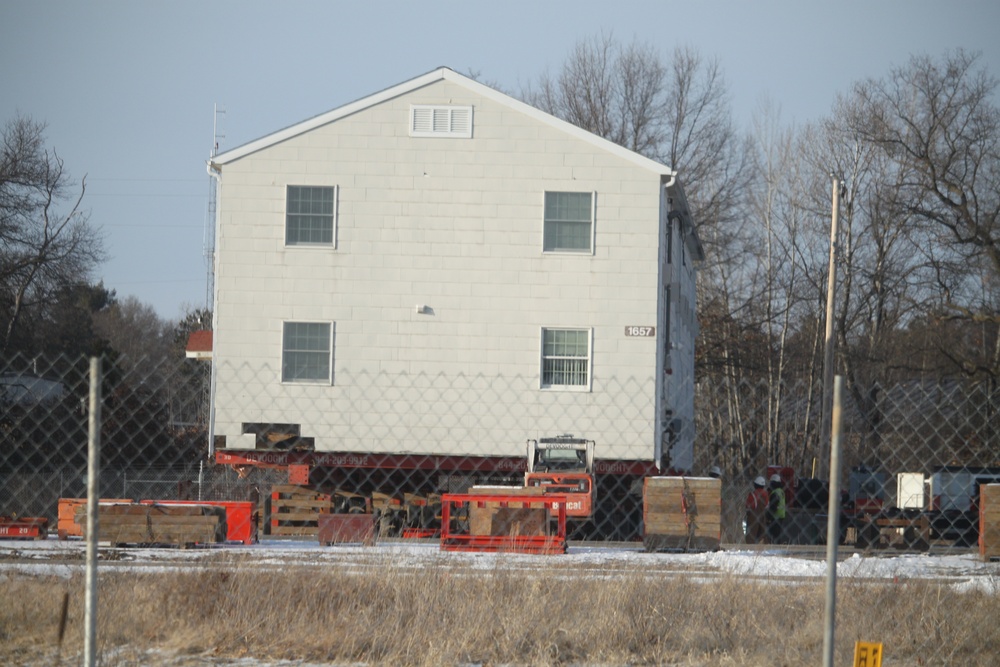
(212, 78), (686, 462)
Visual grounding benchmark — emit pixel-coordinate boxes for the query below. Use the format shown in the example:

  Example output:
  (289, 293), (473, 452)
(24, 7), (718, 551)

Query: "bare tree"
(1, 115), (105, 355)
(744, 98), (810, 467)
(92, 295), (174, 373)
(524, 37), (752, 256)
(803, 115), (917, 468)
(525, 32), (669, 156)
(845, 50), (1000, 380)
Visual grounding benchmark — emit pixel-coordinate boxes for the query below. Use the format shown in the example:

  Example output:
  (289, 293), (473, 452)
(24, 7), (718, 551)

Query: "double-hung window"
(543, 191), (594, 253)
(282, 322), (333, 383)
(541, 328), (592, 390)
(286, 185), (337, 246)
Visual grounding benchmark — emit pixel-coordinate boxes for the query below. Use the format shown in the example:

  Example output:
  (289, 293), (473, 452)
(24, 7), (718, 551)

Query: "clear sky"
(3, 1), (998, 319)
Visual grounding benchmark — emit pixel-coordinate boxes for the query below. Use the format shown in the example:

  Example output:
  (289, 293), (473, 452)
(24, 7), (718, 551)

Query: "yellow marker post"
(853, 641), (883, 667)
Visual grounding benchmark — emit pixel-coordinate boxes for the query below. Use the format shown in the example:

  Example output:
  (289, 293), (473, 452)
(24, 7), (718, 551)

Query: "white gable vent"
(410, 105), (473, 138)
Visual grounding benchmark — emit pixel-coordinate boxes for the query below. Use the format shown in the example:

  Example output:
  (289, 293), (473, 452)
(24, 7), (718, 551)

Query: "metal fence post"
(84, 357), (102, 667)
(822, 375), (843, 667)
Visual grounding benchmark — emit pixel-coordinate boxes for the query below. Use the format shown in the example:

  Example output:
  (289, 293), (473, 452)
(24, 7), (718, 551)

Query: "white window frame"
(281, 321), (334, 384)
(409, 105), (473, 138)
(539, 327), (593, 391)
(542, 191), (595, 254)
(285, 185), (338, 247)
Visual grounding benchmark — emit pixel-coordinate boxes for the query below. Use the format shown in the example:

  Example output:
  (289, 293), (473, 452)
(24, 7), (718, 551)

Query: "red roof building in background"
(185, 330), (213, 360)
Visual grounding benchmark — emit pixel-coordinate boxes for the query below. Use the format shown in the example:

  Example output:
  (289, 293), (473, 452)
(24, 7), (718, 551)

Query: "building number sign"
(625, 326), (655, 337)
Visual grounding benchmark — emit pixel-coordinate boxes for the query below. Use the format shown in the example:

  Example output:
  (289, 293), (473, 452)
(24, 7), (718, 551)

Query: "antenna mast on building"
(204, 104), (225, 311)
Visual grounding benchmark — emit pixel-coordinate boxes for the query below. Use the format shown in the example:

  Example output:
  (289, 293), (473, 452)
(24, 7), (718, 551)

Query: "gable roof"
(209, 67), (678, 181)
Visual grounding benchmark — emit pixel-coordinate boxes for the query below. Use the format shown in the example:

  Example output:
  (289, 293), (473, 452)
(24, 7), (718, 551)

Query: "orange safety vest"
(746, 487), (769, 511)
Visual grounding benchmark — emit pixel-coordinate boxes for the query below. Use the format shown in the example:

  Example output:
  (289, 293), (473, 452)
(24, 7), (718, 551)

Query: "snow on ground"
(2, 537), (999, 594)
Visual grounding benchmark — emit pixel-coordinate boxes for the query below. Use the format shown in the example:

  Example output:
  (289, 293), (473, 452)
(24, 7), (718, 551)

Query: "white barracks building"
(207, 67), (702, 473)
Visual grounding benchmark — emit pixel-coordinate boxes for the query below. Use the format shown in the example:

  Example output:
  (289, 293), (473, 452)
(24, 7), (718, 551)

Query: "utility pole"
(818, 175), (840, 480)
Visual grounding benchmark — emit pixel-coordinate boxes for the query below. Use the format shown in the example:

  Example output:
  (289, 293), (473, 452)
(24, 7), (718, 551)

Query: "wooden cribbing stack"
(81, 503), (226, 547)
(58, 498), (131, 539)
(465, 486), (548, 537)
(642, 476), (722, 552)
(440, 492), (568, 555)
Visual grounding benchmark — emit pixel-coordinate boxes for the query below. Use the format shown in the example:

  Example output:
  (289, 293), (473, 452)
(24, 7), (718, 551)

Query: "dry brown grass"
(1, 553), (998, 666)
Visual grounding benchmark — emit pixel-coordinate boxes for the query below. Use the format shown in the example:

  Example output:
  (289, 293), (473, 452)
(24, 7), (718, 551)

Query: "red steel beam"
(216, 450), (661, 476)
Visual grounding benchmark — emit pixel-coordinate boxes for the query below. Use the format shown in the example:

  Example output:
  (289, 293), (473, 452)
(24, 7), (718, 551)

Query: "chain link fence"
(2, 351), (999, 549)
(700, 375), (1000, 547)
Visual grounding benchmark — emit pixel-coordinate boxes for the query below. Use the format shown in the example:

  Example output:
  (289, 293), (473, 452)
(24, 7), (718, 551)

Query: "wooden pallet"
(268, 485), (332, 536)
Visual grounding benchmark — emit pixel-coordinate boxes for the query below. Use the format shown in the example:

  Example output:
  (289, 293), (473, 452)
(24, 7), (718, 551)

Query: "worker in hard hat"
(745, 475), (769, 544)
(766, 474), (787, 544)
(708, 465), (722, 479)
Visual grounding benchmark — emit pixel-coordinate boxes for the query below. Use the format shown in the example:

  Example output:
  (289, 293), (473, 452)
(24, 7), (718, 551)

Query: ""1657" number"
(625, 326), (655, 337)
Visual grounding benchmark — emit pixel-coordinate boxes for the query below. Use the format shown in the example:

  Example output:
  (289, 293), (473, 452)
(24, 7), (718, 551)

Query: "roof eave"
(664, 179), (705, 262)
(212, 67), (678, 178)
(212, 68), (452, 166)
